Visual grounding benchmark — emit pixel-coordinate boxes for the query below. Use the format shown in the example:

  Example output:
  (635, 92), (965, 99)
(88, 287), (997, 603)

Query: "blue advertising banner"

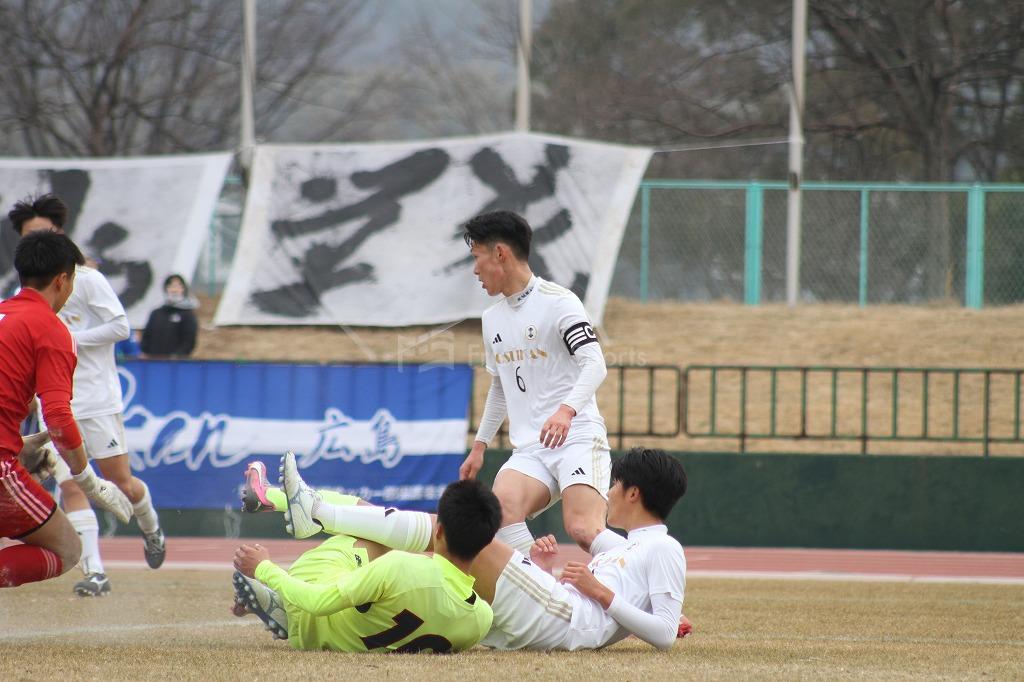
(118, 360), (472, 511)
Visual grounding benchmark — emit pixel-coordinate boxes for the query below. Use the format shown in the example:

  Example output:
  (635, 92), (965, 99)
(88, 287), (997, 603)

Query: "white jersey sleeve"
(58, 267), (127, 418)
(74, 268), (128, 331)
(646, 535), (686, 603)
(553, 292), (599, 357)
(552, 291), (607, 417)
(71, 269), (130, 346)
(474, 375), (507, 445)
(605, 591), (681, 650)
(602, 534), (686, 649)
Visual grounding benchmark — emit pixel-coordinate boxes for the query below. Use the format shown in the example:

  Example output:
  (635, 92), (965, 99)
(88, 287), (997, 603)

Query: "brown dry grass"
(1, 569), (1021, 680)
(191, 296), (1024, 456)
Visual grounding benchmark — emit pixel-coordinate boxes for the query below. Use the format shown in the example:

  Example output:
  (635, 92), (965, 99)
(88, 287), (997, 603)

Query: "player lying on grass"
(230, 478), (501, 653)
(244, 447), (688, 650)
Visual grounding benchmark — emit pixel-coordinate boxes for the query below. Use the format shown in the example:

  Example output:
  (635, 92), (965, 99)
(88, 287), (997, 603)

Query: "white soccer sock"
(132, 480), (160, 534)
(66, 508), (104, 575)
(495, 522), (535, 555)
(313, 503), (432, 552)
(589, 528), (626, 555)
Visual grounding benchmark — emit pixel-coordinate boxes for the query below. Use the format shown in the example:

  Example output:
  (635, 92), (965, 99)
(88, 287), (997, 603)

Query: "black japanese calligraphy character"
(251, 148), (450, 317)
(88, 221), (153, 307)
(444, 144), (589, 300)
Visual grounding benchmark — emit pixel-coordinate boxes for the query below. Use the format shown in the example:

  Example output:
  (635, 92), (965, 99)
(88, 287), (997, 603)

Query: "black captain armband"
(562, 321), (598, 355)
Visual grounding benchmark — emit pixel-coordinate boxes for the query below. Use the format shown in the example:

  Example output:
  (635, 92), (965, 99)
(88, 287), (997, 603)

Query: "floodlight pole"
(515, 0), (532, 132)
(240, 0), (257, 176)
(785, 0), (807, 306)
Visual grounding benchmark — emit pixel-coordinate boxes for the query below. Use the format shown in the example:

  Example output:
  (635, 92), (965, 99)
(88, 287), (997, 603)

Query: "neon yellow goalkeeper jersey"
(255, 543), (492, 653)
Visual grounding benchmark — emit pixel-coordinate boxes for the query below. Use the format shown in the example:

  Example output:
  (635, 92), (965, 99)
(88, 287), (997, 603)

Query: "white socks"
(67, 508), (104, 575)
(132, 480), (160, 535)
(495, 522), (535, 555)
(589, 528), (626, 555)
(314, 503), (433, 553)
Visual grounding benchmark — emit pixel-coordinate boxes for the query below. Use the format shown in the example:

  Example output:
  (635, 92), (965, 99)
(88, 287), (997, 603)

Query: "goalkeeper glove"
(73, 466), (134, 523)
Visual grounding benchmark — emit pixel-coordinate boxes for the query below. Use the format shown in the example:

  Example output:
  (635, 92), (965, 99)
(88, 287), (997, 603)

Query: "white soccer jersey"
(57, 266), (129, 419)
(564, 524), (685, 650)
(481, 276), (606, 450)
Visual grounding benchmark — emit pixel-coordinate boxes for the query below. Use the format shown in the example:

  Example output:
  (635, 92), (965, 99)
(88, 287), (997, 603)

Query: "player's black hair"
(8, 193), (68, 235)
(462, 210), (532, 261)
(610, 447), (687, 520)
(436, 479), (502, 561)
(15, 230), (85, 290)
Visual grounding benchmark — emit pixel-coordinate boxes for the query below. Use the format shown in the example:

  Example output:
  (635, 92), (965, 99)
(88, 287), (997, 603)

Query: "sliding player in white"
(458, 210), (614, 557)
(275, 446), (688, 650)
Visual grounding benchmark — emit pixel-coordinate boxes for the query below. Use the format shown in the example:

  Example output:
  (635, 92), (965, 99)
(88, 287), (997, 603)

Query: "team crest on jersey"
(525, 324), (537, 340)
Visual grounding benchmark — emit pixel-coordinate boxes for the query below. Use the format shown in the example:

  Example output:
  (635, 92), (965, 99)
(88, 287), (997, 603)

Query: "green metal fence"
(611, 181), (1024, 308)
(684, 364), (1024, 456)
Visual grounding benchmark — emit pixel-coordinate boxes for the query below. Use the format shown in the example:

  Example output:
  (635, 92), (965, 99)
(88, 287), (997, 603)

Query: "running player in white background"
(458, 210), (614, 557)
(9, 194), (166, 597)
(280, 446), (688, 651)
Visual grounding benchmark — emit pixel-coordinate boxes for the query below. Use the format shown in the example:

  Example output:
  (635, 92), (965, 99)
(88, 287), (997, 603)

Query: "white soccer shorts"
(497, 434), (610, 518)
(78, 413), (129, 460)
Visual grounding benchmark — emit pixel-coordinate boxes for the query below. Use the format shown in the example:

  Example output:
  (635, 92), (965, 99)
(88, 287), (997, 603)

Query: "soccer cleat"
(74, 572), (111, 597)
(232, 571), (288, 640)
(143, 528), (167, 569)
(279, 451), (323, 539)
(241, 461), (274, 513)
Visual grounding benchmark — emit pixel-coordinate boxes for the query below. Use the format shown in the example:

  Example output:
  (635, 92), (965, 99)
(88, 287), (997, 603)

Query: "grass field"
(2, 569), (1021, 681)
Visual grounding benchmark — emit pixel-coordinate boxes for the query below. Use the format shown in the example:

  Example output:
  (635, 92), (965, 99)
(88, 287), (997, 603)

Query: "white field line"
(1, 619), (258, 642)
(686, 569), (1024, 585)
(102, 560), (1024, 585)
(705, 631), (1024, 647)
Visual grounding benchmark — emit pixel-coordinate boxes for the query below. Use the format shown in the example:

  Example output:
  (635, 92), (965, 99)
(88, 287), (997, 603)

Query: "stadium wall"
(146, 450), (1024, 552)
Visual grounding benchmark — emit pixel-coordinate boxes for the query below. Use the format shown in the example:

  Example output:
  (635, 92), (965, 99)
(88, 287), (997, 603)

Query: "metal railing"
(684, 365), (1023, 456)
(470, 364), (683, 450)
(629, 180), (1024, 307)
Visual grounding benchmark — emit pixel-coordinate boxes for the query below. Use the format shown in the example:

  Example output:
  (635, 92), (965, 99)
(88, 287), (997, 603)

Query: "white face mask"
(166, 291), (185, 304)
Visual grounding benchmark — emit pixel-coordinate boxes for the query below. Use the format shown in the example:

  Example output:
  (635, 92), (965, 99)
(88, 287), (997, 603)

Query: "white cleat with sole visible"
(279, 451), (323, 540)
(232, 571), (288, 640)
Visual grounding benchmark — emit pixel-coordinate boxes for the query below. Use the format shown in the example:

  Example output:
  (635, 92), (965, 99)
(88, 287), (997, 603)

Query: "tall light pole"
(786, 0), (807, 305)
(240, 0), (257, 176)
(515, 0), (532, 132)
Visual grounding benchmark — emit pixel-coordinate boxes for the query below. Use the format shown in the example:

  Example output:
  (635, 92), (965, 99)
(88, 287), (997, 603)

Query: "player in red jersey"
(0, 231), (132, 588)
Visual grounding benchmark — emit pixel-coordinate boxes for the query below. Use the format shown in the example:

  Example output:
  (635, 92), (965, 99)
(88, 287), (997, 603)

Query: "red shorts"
(0, 456), (56, 539)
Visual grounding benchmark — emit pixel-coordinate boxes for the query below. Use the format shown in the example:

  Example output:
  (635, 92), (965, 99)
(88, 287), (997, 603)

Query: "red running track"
(98, 537), (1024, 583)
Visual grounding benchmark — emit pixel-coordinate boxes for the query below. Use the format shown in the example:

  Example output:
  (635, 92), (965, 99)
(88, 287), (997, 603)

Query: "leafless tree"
(0, 0), (380, 156)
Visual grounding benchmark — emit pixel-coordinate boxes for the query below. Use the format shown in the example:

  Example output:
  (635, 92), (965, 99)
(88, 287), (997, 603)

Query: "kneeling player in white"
(269, 446), (688, 651)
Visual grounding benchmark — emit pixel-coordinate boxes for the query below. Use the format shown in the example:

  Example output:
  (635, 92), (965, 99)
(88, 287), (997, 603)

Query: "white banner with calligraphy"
(0, 153), (232, 327)
(215, 133), (651, 327)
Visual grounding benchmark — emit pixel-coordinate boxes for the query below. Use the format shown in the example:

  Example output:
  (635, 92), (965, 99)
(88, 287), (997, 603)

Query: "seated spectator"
(141, 274), (198, 358)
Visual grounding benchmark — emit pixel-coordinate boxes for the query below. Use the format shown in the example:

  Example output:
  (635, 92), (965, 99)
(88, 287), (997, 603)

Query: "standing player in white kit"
(9, 194), (166, 596)
(458, 210), (617, 557)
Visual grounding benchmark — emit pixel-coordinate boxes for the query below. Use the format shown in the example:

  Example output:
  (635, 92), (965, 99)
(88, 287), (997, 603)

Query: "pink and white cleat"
(241, 461), (274, 513)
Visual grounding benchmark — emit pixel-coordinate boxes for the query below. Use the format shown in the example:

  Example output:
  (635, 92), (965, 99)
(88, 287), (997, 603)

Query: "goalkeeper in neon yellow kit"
(231, 461), (501, 653)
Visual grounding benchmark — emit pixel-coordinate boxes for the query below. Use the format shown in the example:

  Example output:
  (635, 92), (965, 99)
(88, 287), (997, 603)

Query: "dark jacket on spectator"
(141, 298), (198, 357)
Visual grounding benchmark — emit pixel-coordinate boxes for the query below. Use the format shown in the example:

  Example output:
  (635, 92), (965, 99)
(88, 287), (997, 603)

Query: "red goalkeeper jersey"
(0, 288), (81, 460)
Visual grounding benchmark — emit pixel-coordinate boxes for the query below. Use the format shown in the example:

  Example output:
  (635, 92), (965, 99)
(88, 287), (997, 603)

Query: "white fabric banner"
(215, 132), (651, 327)
(0, 153), (232, 327)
